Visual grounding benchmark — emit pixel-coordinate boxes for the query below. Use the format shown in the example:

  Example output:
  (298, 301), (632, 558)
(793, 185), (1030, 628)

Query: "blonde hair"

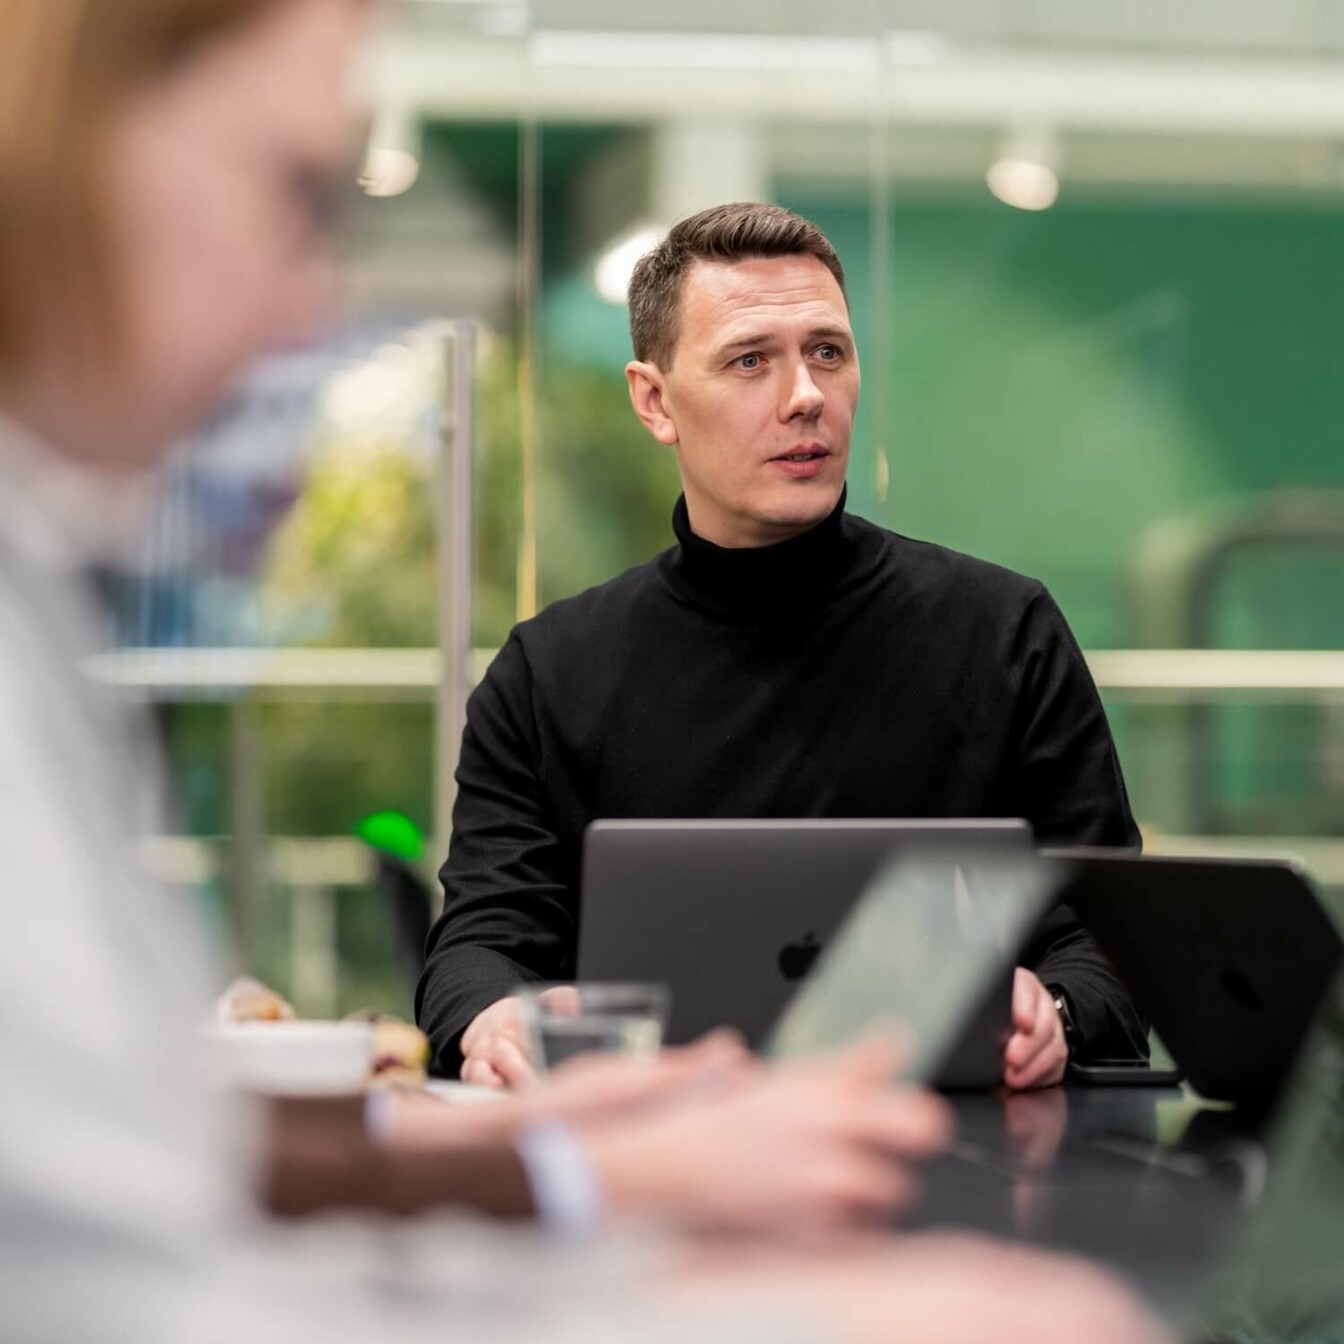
(0, 0), (285, 368)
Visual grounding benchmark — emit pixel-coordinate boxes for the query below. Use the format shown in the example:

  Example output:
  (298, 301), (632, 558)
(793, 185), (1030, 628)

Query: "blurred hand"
(1003, 968), (1068, 1091)
(520, 1029), (751, 1125)
(672, 1232), (1171, 1344)
(388, 1031), (752, 1148)
(460, 987), (579, 1088)
(582, 1033), (952, 1235)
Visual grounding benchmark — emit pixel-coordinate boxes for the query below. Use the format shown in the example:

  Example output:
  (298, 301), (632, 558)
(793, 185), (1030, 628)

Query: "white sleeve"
(0, 577), (813, 1344)
(515, 1121), (606, 1238)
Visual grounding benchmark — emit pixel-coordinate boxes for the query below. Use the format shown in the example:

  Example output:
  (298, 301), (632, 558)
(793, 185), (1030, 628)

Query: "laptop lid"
(1048, 851), (1344, 1104)
(578, 818), (1032, 1049)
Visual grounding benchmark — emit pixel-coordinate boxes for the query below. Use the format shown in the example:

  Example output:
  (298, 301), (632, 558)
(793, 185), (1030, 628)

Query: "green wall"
(545, 191), (1344, 651)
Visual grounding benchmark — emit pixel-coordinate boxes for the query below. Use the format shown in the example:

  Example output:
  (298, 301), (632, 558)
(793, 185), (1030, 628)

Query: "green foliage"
(249, 341), (678, 843)
(223, 340), (680, 1008)
(474, 338), (681, 642)
(264, 438), (439, 649)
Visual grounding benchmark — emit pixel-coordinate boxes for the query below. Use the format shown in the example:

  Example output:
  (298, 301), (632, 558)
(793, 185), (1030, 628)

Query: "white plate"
(419, 1078), (506, 1105)
(206, 1021), (374, 1096)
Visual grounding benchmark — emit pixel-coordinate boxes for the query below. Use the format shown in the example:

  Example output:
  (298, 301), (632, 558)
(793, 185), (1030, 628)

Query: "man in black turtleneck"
(418, 202), (1145, 1089)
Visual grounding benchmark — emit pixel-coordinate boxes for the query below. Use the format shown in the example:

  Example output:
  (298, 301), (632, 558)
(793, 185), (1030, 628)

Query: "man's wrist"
(1047, 984), (1081, 1057)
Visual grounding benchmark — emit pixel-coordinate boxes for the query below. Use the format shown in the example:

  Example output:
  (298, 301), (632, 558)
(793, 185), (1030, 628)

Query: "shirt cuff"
(362, 1088), (399, 1144)
(515, 1121), (605, 1239)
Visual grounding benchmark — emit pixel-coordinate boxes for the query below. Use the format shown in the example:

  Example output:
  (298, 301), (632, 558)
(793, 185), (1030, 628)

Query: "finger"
(1009, 981), (1063, 1070)
(1037, 1052), (1068, 1087)
(804, 1153), (919, 1222)
(1009, 985), (1059, 1066)
(1003, 1019), (1054, 1073)
(490, 1036), (537, 1089)
(538, 984), (581, 1016)
(663, 1033), (757, 1086)
(547, 1052), (705, 1112)
(462, 1056), (506, 1088)
(636, 1048), (746, 1095)
(1006, 1035), (1067, 1091)
(675, 1028), (751, 1066)
(848, 1089), (955, 1157)
(1011, 967), (1038, 1034)
(795, 1027), (910, 1087)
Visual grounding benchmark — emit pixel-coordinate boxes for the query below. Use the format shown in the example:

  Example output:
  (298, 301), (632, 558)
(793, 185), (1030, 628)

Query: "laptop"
(767, 846), (1057, 1088)
(578, 818), (1031, 1058)
(1046, 850), (1344, 1105)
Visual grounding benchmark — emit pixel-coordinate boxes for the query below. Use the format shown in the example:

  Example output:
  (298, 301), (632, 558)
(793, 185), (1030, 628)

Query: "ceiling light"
(986, 157), (1058, 210)
(987, 126), (1060, 211)
(360, 147), (421, 198)
(361, 106), (421, 198)
(594, 225), (663, 306)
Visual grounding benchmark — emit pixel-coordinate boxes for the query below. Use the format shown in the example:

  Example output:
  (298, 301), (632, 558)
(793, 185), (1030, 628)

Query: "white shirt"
(0, 416), (795, 1344)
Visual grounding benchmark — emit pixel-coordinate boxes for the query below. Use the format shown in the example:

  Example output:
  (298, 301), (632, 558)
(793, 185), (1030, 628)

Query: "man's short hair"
(627, 202), (848, 369)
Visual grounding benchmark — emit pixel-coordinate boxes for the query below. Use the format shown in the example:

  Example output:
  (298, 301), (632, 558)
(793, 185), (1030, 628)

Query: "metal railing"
(101, 644), (1344, 1012)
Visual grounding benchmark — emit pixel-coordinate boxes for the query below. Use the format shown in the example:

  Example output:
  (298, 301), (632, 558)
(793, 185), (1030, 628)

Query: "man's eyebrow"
(711, 325), (853, 361)
(712, 332), (775, 359)
(806, 325), (853, 344)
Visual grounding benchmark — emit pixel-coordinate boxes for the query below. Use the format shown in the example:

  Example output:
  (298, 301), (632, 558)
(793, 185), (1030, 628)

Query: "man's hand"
(384, 1030), (752, 1149)
(460, 987), (578, 1088)
(582, 1033), (952, 1235)
(1003, 968), (1068, 1091)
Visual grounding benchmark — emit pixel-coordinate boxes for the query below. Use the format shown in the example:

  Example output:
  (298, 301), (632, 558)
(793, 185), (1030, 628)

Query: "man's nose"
(783, 360), (825, 421)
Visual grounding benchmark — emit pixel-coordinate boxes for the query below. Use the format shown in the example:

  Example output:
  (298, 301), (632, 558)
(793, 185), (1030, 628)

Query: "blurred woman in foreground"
(0, 3), (1164, 1343)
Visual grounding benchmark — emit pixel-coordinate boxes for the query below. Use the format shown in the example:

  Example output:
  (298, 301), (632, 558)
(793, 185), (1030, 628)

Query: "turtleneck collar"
(660, 485), (871, 619)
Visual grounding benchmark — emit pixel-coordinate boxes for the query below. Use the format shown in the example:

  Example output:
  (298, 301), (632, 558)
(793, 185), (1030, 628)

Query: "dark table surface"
(907, 1084), (1269, 1322)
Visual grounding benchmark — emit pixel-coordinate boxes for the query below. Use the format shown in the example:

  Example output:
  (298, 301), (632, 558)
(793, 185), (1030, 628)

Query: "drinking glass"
(517, 982), (670, 1071)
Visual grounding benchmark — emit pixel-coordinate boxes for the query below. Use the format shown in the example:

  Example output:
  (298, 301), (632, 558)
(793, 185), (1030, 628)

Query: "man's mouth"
(772, 447), (829, 463)
(767, 446), (831, 479)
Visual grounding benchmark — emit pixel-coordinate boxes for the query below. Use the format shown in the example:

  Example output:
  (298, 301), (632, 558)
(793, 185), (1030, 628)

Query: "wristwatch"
(1048, 985), (1081, 1057)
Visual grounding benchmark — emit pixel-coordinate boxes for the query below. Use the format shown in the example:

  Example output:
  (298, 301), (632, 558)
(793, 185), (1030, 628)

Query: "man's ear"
(625, 360), (678, 446)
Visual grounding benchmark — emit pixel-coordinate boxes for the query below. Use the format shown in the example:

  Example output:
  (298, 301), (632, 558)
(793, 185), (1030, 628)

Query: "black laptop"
(1047, 850), (1344, 1105)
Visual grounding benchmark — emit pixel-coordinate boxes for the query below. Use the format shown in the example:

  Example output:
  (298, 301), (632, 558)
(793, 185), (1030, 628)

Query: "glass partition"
(123, 0), (1344, 1014)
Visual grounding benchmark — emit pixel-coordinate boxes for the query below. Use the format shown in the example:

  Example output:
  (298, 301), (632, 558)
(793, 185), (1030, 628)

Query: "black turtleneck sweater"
(417, 493), (1145, 1075)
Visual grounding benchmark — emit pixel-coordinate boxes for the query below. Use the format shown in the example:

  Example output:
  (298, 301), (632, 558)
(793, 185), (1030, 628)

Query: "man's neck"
(681, 493), (831, 550)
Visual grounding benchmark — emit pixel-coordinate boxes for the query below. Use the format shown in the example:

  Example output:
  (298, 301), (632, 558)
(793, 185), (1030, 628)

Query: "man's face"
(627, 253), (859, 548)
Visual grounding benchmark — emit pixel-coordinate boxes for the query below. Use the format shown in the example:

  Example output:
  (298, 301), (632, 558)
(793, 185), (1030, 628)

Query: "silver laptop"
(578, 818), (1032, 1054)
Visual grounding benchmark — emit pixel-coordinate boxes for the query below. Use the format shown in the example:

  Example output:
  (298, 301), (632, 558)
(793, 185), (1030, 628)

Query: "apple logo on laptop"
(778, 933), (822, 981)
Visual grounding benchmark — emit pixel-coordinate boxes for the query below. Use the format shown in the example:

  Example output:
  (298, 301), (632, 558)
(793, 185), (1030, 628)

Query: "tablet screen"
(766, 848), (1058, 1081)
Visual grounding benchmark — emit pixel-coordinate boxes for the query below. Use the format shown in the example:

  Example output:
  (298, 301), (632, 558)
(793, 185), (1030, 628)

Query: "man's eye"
(816, 344), (840, 361)
(737, 353), (762, 370)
